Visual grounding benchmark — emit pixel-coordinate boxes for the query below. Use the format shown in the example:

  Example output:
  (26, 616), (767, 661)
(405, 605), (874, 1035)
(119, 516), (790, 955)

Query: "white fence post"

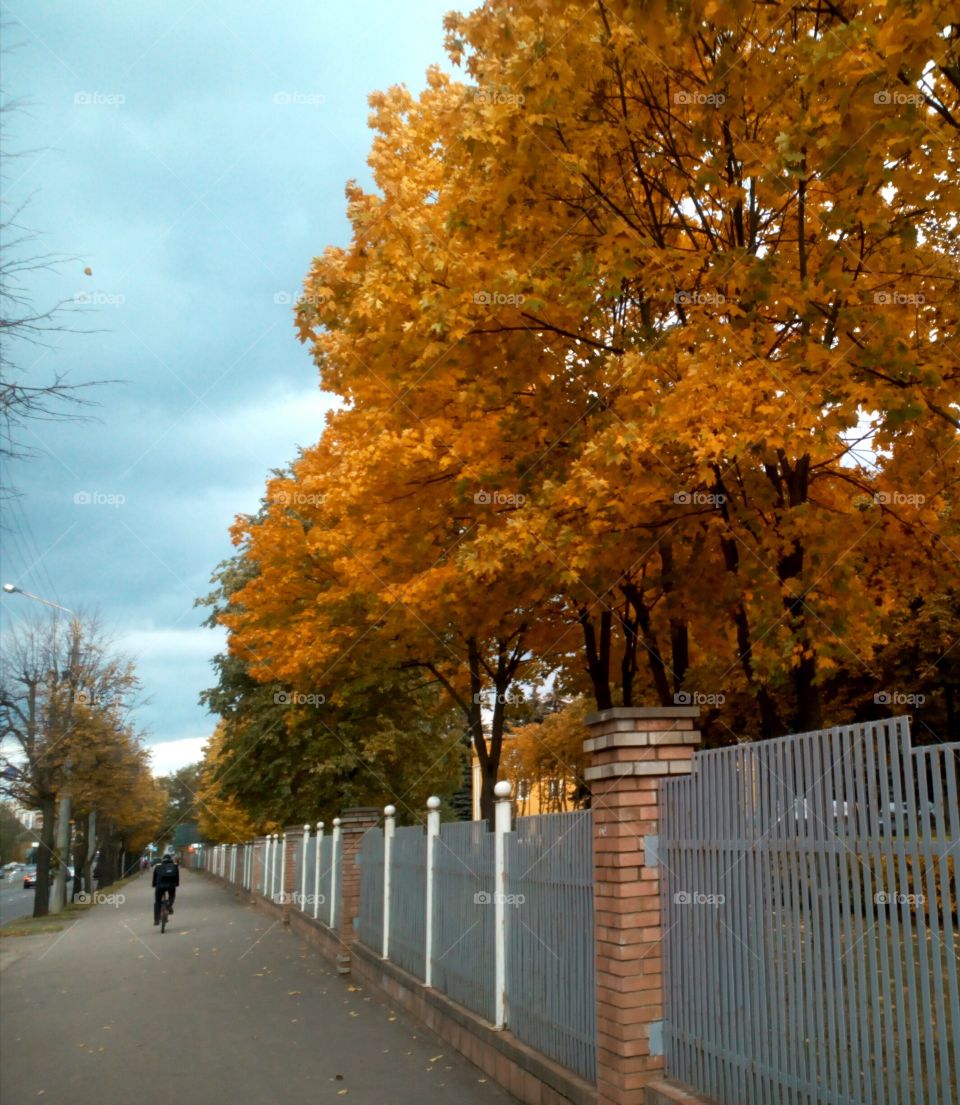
(280, 832), (287, 903)
(329, 818), (341, 927)
(300, 823), (310, 911)
(382, 805), (396, 959)
(494, 780), (512, 1030)
(424, 795), (440, 987)
(313, 821), (324, 919)
(262, 836), (270, 896)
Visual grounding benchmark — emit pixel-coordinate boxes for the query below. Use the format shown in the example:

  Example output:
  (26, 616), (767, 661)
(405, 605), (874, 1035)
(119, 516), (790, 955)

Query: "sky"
(1, 0), (459, 776)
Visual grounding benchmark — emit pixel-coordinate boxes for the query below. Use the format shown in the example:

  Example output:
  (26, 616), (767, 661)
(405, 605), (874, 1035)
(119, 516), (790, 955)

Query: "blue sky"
(1, 0), (458, 775)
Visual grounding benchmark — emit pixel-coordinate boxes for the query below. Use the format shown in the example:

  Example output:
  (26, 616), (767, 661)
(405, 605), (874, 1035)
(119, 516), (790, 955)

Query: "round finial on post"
(494, 780), (513, 800)
(316, 820), (324, 831)
(384, 804), (396, 817)
(426, 796), (441, 810)
(333, 817), (341, 828)
(303, 823), (311, 833)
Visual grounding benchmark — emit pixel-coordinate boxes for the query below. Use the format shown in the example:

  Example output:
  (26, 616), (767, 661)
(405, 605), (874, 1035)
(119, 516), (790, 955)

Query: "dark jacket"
(152, 859), (180, 890)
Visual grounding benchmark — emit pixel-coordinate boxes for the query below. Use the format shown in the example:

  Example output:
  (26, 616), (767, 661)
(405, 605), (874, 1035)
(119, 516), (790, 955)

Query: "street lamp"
(3, 583), (75, 615)
(3, 583), (77, 912)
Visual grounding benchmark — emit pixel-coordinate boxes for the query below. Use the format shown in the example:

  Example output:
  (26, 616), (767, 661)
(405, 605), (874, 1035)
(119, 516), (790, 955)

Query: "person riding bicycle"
(152, 848), (180, 925)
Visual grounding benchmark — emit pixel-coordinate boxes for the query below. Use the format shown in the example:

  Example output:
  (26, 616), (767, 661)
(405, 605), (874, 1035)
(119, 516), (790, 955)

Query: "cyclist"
(152, 848), (180, 925)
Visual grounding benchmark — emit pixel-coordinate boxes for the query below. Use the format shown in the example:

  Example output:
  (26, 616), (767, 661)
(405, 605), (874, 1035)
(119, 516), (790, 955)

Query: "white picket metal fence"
(355, 789), (597, 1083)
(201, 822), (342, 931)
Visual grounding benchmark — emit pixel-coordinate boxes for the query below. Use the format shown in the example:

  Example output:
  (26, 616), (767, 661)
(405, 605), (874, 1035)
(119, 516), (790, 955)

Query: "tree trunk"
(81, 810), (98, 894)
(98, 837), (119, 888)
(33, 793), (56, 918)
(580, 607), (613, 710)
(713, 467), (784, 738)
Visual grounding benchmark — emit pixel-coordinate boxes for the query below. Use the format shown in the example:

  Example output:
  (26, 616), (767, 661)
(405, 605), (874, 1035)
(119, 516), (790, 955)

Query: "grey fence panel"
(319, 835), (334, 927)
(661, 717), (960, 1105)
(300, 835), (316, 912)
(356, 828), (384, 951)
(506, 810), (596, 1083)
(433, 821), (496, 1022)
(390, 825), (428, 980)
(290, 839), (303, 905)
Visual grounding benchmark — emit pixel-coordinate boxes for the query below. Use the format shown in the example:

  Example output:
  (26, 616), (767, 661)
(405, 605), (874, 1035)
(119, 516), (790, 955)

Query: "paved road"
(0, 878), (37, 925)
(0, 869), (518, 1105)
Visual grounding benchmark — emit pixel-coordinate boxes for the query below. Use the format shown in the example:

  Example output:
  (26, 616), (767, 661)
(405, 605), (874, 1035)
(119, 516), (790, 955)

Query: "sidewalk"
(0, 869), (519, 1105)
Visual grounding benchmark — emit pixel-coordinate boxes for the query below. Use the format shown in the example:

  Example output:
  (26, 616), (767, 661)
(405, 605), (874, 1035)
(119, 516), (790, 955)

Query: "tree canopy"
(203, 0), (959, 829)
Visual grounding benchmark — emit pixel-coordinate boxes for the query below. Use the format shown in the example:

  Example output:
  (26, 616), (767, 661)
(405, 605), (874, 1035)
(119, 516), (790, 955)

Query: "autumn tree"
(0, 612), (153, 911)
(200, 532), (468, 827)
(293, 0), (958, 740)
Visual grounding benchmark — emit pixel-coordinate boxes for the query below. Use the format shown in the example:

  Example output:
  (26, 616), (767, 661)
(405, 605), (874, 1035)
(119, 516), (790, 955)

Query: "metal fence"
(506, 811), (597, 1082)
(660, 716), (959, 1105)
(357, 827), (384, 951)
(433, 820), (498, 1022)
(390, 826), (428, 980)
(201, 828), (342, 930)
(352, 804), (596, 1083)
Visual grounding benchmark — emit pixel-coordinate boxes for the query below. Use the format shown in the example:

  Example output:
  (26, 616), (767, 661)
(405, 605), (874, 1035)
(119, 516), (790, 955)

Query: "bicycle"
(158, 890), (172, 933)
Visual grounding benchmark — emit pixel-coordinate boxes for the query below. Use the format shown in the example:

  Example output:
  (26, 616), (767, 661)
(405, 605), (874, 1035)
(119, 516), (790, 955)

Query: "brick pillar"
(585, 706), (701, 1105)
(335, 806), (379, 974)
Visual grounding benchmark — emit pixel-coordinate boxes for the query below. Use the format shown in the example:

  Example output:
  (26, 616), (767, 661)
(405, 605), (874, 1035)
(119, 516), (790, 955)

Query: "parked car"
(22, 865), (37, 888)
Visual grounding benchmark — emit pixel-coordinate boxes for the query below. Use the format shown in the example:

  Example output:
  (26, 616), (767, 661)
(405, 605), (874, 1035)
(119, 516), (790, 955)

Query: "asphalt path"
(0, 868), (519, 1105)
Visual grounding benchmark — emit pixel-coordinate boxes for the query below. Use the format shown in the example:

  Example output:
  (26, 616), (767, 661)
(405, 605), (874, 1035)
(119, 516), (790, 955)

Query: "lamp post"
(2, 584), (74, 615)
(3, 584), (77, 912)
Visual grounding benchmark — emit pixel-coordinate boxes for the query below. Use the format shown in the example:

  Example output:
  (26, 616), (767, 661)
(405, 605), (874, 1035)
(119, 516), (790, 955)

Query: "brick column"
(585, 706), (701, 1105)
(335, 806), (379, 974)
